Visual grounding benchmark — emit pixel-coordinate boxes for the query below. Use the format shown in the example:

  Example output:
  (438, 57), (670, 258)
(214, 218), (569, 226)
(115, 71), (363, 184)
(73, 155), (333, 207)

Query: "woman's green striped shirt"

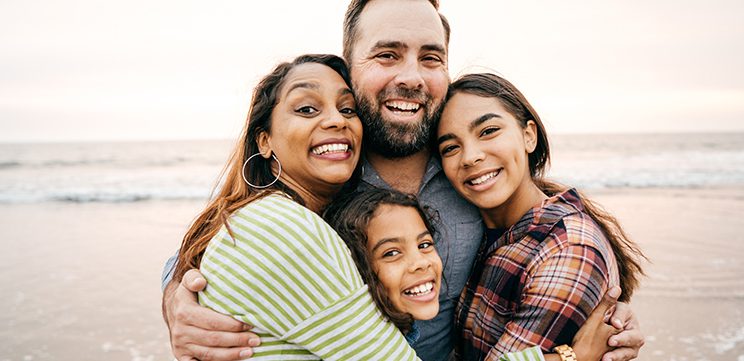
(199, 193), (419, 360)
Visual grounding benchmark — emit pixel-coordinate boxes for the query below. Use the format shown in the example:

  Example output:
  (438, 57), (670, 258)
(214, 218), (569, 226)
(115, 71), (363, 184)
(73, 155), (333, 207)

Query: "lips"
(310, 138), (352, 157)
(311, 143), (349, 155)
(403, 280), (435, 296)
(384, 100), (421, 113)
(466, 169), (502, 186)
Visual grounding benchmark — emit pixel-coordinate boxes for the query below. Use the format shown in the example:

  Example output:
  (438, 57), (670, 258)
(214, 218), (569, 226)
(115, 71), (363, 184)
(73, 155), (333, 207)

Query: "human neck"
(366, 149), (430, 195)
(279, 177), (337, 214)
(481, 179), (548, 229)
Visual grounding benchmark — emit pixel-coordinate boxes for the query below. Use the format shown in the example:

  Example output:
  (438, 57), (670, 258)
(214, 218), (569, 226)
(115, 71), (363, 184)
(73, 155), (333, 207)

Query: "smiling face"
(349, 0), (449, 157)
(437, 92), (538, 220)
(258, 62), (363, 207)
(366, 204), (442, 320)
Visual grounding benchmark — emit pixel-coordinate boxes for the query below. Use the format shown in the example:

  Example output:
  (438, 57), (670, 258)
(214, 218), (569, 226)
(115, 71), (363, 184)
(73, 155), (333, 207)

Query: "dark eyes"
(419, 241), (434, 250)
(296, 106), (357, 116)
(439, 144), (459, 156)
(422, 55), (443, 64)
(382, 249), (401, 258)
(339, 107), (357, 115)
(375, 53), (443, 64)
(375, 52), (397, 61)
(382, 241), (434, 258)
(481, 127), (499, 136)
(296, 106), (318, 115)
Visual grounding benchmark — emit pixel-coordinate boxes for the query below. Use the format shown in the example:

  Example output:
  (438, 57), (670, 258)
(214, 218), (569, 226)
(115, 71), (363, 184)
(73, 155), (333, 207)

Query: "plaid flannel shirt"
(455, 189), (620, 360)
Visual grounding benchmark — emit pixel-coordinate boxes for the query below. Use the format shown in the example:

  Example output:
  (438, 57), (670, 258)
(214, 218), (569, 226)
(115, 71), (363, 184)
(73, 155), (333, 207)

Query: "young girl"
(323, 188), (443, 346)
(436, 73), (646, 360)
(324, 188), (621, 360)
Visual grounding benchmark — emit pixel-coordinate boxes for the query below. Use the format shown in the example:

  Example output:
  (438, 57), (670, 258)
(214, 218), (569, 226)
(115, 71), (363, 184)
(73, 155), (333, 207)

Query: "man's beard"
(356, 86), (444, 158)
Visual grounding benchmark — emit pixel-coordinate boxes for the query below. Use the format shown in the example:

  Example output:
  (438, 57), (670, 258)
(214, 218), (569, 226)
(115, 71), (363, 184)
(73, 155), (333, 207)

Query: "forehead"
(368, 204), (426, 235)
(440, 93), (511, 128)
(444, 93), (505, 115)
(280, 63), (348, 96)
(354, 0), (445, 53)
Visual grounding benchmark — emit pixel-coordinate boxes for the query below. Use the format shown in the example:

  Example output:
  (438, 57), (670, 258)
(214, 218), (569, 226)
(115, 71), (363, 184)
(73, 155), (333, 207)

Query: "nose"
(320, 109), (349, 130)
(461, 143), (485, 168)
(394, 57), (424, 90)
(407, 253), (432, 273)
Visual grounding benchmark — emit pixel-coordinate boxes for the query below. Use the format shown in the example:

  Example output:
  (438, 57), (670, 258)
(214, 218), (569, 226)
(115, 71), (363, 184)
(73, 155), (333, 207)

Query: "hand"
(163, 269), (261, 361)
(571, 286), (622, 361)
(602, 298), (644, 361)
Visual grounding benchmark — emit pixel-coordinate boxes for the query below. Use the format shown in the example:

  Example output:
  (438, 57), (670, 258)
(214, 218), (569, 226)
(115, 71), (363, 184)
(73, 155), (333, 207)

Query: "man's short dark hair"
(342, 0), (451, 62)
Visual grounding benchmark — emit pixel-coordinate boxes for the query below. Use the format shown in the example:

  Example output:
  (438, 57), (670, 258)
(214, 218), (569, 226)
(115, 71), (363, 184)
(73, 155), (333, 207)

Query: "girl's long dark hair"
(173, 54), (353, 285)
(444, 73), (646, 301)
(323, 188), (438, 333)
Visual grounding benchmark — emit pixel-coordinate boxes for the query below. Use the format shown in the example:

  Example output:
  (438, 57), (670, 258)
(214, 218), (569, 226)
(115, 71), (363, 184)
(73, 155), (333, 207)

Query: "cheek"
(353, 66), (388, 94)
(351, 119), (363, 139)
(425, 71), (449, 99)
(440, 155), (458, 177)
(430, 252), (443, 275)
(375, 263), (401, 293)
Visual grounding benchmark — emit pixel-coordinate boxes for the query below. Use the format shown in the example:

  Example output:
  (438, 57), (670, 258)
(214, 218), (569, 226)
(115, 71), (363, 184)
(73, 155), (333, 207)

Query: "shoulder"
(232, 193), (323, 231)
(526, 190), (615, 268)
(531, 189), (607, 250)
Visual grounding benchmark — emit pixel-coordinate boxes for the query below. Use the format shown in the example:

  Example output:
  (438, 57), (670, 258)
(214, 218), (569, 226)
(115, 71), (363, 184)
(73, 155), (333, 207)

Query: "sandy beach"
(1, 187), (743, 361)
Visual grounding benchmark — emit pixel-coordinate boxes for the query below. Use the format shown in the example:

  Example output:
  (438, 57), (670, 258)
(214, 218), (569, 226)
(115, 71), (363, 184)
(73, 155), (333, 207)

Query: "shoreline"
(1, 186), (742, 360)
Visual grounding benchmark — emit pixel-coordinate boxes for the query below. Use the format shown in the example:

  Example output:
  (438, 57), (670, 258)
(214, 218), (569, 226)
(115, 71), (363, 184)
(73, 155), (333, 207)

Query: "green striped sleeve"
(498, 346), (546, 361)
(199, 194), (418, 360)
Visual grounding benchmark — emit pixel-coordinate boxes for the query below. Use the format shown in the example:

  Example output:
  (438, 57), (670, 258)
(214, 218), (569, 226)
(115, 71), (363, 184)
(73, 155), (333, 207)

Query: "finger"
(586, 286), (621, 328)
(188, 344), (255, 361)
(602, 346), (639, 361)
(608, 301), (635, 330)
(179, 302), (252, 333)
(195, 330), (261, 348)
(183, 269), (208, 292)
(609, 328), (645, 348)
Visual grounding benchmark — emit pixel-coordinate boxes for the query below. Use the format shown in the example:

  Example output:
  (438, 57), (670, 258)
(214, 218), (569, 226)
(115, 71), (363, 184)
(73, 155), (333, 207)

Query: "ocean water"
(0, 133), (743, 360)
(1, 133), (743, 204)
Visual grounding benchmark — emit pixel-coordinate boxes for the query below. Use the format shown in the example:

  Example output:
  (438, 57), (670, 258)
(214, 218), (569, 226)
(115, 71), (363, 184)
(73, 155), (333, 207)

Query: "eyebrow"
(421, 43), (446, 55)
(285, 81), (319, 95)
(370, 40), (407, 53)
(339, 88), (353, 96)
(437, 113), (501, 144)
(371, 231), (432, 253)
(369, 41), (445, 55)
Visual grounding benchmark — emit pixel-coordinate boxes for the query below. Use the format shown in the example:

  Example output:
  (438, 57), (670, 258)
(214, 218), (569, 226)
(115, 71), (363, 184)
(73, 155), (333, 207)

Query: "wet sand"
(1, 187), (742, 361)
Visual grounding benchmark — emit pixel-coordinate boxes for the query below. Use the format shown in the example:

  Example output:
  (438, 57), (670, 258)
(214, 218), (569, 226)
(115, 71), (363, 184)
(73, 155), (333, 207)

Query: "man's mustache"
(376, 86), (431, 106)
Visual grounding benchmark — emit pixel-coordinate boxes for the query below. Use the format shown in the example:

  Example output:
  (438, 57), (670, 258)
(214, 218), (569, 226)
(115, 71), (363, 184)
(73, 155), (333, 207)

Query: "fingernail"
(608, 287), (621, 298)
(242, 323), (253, 331)
(248, 338), (261, 347)
(609, 338), (618, 347)
(239, 349), (253, 358)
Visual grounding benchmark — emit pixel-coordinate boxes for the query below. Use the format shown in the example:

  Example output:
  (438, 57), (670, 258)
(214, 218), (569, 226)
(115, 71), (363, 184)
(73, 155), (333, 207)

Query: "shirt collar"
(404, 321), (421, 346)
(360, 155), (443, 193)
(485, 188), (584, 254)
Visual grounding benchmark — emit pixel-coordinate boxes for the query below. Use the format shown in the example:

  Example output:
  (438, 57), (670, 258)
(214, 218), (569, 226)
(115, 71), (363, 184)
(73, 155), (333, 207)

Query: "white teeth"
(385, 100), (420, 111)
(469, 171), (499, 185)
(311, 143), (349, 155)
(404, 281), (434, 296)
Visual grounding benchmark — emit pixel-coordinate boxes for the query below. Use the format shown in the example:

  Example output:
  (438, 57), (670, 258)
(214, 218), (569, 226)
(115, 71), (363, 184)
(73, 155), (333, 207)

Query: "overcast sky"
(1, 0), (743, 142)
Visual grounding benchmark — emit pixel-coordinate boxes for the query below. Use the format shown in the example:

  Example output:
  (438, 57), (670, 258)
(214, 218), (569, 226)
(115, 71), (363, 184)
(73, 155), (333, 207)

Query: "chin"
(411, 306), (439, 321)
(469, 192), (510, 210)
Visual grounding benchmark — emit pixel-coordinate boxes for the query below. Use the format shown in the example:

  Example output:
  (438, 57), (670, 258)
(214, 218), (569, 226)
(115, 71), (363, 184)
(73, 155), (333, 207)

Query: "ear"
(256, 131), (273, 159)
(523, 120), (538, 154)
